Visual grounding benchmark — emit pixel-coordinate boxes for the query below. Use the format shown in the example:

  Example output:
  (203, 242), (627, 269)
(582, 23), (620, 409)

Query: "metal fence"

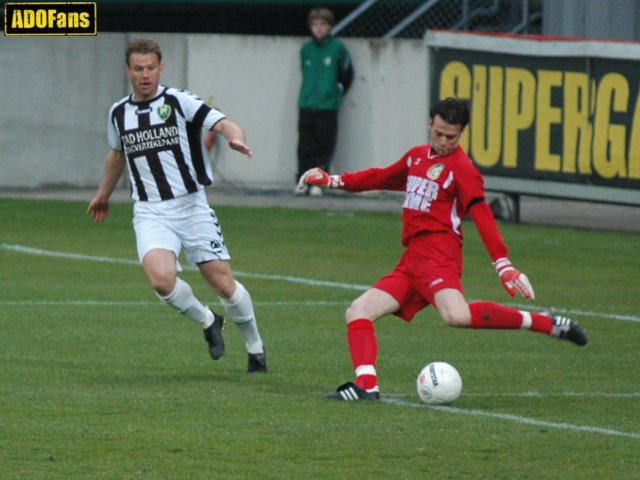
(333, 0), (542, 39)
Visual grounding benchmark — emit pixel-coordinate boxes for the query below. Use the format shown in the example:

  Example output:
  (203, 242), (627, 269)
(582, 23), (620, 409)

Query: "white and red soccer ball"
(416, 361), (463, 405)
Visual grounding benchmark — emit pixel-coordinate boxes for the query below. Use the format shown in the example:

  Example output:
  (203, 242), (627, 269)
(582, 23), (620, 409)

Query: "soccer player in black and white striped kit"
(88, 38), (266, 372)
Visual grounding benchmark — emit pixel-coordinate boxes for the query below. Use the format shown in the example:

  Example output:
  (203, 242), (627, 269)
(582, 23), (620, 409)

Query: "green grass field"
(1, 197), (638, 479)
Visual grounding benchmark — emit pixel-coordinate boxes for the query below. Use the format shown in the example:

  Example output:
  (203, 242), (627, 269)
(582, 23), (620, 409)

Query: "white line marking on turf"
(506, 301), (640, 323)
(2, 242), (639, 323)
(1, 300), (163, 306)
(3, 242), (638, 439)
(1, 243), (140, 266)
(0, 243), (369, 291)
(381, 397), (640, 440)
(462, 391), (640, 399)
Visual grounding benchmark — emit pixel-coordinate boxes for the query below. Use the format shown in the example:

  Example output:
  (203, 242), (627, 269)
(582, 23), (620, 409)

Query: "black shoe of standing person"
(203, 310), (225, 360)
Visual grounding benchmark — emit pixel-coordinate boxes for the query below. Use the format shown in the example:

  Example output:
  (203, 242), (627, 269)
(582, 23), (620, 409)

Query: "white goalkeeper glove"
(493, 257), (535, 300)
(297, 168), (343, 192)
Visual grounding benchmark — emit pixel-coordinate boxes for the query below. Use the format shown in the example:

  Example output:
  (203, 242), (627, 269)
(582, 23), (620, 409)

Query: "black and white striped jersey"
(108, 86), (225, 202)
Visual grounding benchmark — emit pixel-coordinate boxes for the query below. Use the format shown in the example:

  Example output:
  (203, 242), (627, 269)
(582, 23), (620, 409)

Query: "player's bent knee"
(345, 302), (365, 322)
(149, 275), (176, 297)
(440, 312), (470, 328)
(212, 278), (236, 299)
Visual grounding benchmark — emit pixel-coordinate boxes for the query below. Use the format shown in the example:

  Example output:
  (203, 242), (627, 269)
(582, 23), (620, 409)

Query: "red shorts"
(373, 232), (463, 321)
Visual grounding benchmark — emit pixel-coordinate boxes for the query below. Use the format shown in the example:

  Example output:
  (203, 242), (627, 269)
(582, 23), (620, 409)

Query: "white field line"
(1, 242), (639, 324)
(2, 242), (639, 441)
(0, 243), (370, 291)
(382, 397), (640, 440)
(462, 391), (640, 398)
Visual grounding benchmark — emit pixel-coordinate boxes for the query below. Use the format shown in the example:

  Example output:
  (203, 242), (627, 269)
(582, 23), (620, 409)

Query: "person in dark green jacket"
(296, 7), (354, 196)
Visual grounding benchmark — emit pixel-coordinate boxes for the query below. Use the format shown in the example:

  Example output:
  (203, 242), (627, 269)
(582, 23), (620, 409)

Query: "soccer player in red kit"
(297, 97), (587, 401)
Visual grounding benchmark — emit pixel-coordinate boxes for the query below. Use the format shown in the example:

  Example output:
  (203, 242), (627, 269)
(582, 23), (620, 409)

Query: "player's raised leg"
(467, 301), (587, 346)
(433, 287), (587, 346)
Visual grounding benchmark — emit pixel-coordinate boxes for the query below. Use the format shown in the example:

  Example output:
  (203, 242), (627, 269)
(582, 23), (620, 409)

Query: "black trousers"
(296, 108), (338, 181)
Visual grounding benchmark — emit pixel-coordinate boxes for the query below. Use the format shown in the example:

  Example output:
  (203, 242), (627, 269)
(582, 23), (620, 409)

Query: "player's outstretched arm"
(88, 149), (125, 223)
(213, 119), (253, 158)
(296, 168), (343, 192)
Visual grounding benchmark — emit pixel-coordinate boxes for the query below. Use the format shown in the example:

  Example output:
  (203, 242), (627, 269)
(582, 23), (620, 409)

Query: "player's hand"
(228, 139), (253, 159)
(493, 257), (535, 300)
(296, 168), (343, 192)
(87, 197), (110, 223)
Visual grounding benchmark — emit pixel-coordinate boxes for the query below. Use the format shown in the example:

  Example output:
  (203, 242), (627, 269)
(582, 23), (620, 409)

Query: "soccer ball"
(416, 361), (463, 405)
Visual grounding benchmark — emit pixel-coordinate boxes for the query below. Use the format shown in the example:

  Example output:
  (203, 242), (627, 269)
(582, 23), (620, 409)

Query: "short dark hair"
(308, 7), (335, 26)
(429, 97), (470, 129)
(125, 38), (162, 67)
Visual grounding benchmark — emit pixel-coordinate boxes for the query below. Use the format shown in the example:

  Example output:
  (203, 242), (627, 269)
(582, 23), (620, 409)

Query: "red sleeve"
(469, 201), (509, 261)
(453, 151), (486, 211)
(341, 156), (408, 192)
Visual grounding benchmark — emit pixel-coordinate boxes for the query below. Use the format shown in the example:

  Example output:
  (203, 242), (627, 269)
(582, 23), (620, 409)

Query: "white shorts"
(133, 190), (230, 265)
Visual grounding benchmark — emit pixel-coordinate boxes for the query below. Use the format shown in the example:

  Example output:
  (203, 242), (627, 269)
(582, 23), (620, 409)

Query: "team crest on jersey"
(427, 163), (445, 180)
(157, 104), (172, 121)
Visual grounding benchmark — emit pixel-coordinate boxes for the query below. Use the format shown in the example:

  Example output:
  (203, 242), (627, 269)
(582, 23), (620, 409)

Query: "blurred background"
(1, 0), (639, 225)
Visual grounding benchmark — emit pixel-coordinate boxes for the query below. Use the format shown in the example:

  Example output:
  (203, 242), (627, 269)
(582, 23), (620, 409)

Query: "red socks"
(469, 301), (552, 334)
(347, 319), (378, 390)
(344, 305), (552, 392)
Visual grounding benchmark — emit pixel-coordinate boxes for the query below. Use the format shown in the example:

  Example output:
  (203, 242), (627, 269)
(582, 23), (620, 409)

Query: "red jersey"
(340, 144), (508, 261)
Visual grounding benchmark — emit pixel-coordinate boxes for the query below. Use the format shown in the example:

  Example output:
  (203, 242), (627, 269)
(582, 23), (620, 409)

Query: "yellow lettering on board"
(503, 68), (535, 168)
(562, 72), (593, 174)
(439, 61), (472, 99)
(439, 61), (472, 151)
(23, 10), (35, 28)
(593, 73), (628, 179)
(627, 87), (640, 179)
(535, 69), (563, 172)
(80, 12), (90, 28)
(35, 10), (46, 28)
(47, 9), (57, 28)
(11, 10), (23, 28)
(470, 65), (503, 168)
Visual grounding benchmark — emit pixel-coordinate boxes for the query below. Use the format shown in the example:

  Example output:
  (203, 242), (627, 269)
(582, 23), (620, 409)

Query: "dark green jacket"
(298, 35), (354, 110)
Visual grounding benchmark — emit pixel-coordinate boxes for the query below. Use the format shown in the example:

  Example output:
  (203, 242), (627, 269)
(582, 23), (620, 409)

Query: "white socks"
(157, 278), (263, 354)
(157, 278), (213, 328)
(219, 281), (264, 354)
